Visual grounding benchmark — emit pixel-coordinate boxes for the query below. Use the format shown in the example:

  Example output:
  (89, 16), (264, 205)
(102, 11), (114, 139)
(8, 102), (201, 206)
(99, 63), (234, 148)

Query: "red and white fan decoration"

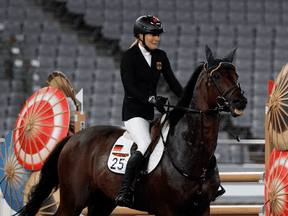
(13, 86), (70, 171)
(265, 148), (288, 215)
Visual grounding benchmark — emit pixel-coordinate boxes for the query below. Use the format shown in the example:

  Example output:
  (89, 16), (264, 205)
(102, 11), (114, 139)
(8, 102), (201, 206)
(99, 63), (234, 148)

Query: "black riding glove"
(148, 96), (168, 114)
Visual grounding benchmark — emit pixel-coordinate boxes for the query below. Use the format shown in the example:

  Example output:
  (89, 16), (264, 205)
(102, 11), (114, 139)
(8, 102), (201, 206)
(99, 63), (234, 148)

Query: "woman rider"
(115, 15), (183, 207)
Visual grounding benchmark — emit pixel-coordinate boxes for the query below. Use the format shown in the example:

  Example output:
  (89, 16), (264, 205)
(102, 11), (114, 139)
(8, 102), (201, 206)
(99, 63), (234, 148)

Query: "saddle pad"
(108, 117), (169, 175)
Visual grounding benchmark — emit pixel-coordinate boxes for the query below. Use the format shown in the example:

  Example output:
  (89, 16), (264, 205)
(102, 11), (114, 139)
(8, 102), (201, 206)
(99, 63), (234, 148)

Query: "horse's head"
(204, 45), (247, 117)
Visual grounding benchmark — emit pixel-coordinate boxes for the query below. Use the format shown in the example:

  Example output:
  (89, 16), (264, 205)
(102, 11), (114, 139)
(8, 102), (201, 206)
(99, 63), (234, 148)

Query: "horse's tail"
(15, 136), (71, 216)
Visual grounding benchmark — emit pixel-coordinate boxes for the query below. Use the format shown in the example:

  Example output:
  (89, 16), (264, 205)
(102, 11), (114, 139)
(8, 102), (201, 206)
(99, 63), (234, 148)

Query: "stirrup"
(213, 185), (226, 201)
(115, 187), (134, 208)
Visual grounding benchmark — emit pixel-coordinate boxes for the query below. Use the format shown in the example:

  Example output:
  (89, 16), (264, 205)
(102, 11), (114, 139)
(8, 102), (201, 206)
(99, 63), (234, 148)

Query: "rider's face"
(139, 33), (160, 50)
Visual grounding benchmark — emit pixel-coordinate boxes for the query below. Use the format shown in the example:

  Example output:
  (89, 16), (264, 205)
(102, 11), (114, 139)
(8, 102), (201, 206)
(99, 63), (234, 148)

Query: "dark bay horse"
(16, 45), (247, 216)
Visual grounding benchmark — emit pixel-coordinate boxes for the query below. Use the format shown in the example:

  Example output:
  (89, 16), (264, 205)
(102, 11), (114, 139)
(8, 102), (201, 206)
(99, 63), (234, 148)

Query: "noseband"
(204, 62), (243, 112)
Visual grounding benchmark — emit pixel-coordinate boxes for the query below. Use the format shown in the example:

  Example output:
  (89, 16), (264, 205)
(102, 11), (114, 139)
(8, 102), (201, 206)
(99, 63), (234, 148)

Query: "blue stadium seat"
(26, 7), (44, 21)
(93, 80), (112, 95)
(111, 92), (123, 108)
(218, 25), (237, 39)
(77, 44), (97, 58)
(22, 44), (38, 58)
(7, 7), (25, 23)
(198, 25), (217, 39)
(9, 92), (26, 107)
(56, 56), (76, 75)
(86, 0), (103, 9)
(273, 59), (288, 79)
(42, 20), (62, 34)
(112, 81), (124, 95)
(253, 82), (269, 97)
(274, 48), (288, 62)
(0, 8), (6, 23)
(236, 37), (254, 49)
(94, 68), (114, 82)
(102, 21), (121, 40)
(123, 0), (139, 10)
(39, 56), (55, 69)
(10, 79), (25, 92)
(66, 0), (86, 15)
(119, 33), (135, 51)
(23, 20), (42, 35)
(84, 7), (104, 28)
(91, 93), (111, 107)
(110, 106), (122, 123)
(76, 56), (96, 70)
(74, 79), (93, 94)
(5, 117), (18, 132)
(89, 105), (110, 119)
(212, 0), (229, 12)
(8, 0), (27, 8)
(217, 37), (236, 51)
(254, 47), (271, 60)
(74, 68), (93, 81)
(176, 9), (191, 26)
(229, 12), (245, 25)
(96, 56), (115, 69)
(264, 12), (280, 26)
(247, 11), (263, 26)
(158, 10), (176, 26)
(177, 46), (195, 61)
(193, 11), (210, 25)
(193, 0), (210, 12)
(251, 119), (265, 138)
(0, 80), (10, 93)
(3, 20), (22, 34)
(264, 0), (280, 13)
(59, 33), (78, 45)
(58, 44), (78, 58)
(38, 44), (57, 57)
(0, 0), (8, 8)
(247, 0), (263, 12)
(40, 32), (59, 45)
(274, 37), (288, 51)
(140, 0), (158, 14)
(211, 11), (228, 25)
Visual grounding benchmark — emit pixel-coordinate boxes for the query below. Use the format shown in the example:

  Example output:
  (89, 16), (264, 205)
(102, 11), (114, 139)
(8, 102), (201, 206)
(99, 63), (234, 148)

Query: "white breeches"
(124, 117), (151, 154)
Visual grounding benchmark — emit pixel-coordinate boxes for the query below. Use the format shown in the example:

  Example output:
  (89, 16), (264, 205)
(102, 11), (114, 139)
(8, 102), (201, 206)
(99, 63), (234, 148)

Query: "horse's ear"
(224, 46), (237, 63)
(205, 45), (214, 65)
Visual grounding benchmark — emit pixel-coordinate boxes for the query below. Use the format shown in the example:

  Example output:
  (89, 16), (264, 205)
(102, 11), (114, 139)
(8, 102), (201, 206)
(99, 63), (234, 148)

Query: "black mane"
(168, 63), (204, 130)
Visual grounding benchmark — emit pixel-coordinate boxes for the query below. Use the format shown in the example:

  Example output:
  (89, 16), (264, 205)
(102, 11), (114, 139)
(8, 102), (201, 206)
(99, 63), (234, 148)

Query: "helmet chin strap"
(139, 34), (153, 53)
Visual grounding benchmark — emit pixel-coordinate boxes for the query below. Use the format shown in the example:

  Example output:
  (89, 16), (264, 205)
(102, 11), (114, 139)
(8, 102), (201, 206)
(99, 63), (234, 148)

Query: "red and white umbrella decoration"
(265, 148), (288, 215)
(13, 86), (70, 171)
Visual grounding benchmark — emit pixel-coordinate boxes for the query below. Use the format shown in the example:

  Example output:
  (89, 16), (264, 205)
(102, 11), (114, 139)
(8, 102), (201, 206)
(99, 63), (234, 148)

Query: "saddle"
(107, 115), (169, 175)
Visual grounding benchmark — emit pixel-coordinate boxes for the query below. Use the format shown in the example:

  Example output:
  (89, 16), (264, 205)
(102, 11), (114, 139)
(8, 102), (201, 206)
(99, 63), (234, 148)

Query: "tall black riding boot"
(115, 150), (144, 207)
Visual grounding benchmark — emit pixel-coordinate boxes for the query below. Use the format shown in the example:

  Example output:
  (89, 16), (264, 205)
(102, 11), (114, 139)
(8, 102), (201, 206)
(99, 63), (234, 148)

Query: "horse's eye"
(213, 73), (220, 79)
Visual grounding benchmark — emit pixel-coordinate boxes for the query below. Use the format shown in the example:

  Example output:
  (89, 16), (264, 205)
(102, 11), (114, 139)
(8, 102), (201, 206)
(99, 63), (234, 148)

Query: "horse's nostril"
(233, 97), (247, 107)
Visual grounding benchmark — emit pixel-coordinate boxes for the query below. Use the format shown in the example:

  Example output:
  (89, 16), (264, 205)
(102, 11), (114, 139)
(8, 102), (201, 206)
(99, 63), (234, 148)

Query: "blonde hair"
(130, 39), (139, 48)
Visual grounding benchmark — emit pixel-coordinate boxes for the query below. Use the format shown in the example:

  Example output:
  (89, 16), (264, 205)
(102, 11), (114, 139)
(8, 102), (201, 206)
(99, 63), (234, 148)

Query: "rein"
(158, 64), (242, 203)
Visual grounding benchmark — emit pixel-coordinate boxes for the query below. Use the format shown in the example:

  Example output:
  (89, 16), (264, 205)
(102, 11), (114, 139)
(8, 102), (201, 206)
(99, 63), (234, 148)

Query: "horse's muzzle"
(230, 96), (248, 117)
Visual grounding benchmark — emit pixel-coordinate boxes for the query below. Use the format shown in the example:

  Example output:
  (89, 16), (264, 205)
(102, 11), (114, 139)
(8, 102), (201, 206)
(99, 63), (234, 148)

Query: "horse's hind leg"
(88, 189), (116, 216)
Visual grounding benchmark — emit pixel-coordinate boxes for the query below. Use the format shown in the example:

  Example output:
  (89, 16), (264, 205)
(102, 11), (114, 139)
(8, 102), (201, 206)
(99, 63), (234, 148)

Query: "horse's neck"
(167, 78), (219, 176)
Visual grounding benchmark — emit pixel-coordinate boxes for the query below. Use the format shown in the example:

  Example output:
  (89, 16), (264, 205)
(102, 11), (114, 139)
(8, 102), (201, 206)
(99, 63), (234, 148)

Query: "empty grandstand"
(0, 0), (285, 161)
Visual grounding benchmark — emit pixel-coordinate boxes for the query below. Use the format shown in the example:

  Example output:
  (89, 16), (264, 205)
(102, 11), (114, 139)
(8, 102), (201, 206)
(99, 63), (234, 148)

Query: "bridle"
(204, 62), (244, 112)
(161, 61), (244, 186)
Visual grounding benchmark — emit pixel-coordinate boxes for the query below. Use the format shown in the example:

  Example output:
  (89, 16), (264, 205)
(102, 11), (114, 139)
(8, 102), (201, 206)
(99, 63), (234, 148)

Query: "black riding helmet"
(133, 15), (165, 52)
